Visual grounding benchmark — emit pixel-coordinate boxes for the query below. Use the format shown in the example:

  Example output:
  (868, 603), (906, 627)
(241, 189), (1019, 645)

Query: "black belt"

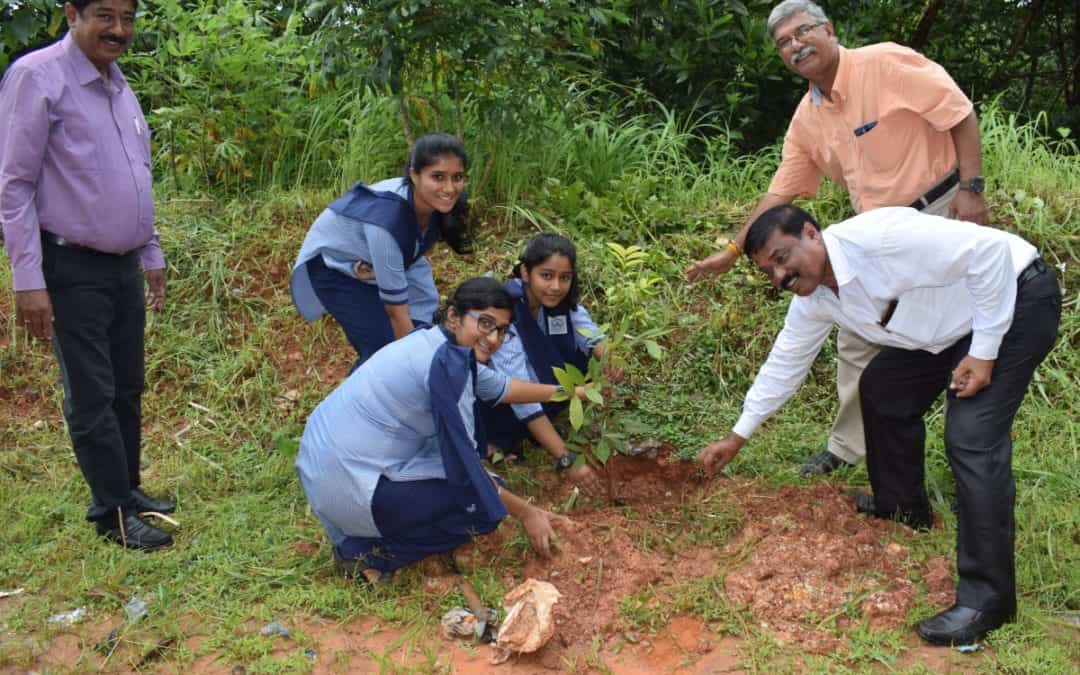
(42, 230), (128, 256)
(1017, 258), (1047, 286)
(909, 169), (959, 211)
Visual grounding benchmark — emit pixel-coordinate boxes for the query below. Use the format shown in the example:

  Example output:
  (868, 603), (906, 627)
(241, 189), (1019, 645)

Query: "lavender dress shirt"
(0, 33), (163, 292)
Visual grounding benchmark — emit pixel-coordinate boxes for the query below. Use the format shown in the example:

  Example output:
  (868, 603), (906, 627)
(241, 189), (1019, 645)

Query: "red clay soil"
(2, 449), (969, 672)
(718, 481), (954, 653)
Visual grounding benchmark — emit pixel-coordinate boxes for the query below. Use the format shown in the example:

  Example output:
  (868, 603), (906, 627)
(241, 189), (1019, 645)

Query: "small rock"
(33, 420), (46, 430)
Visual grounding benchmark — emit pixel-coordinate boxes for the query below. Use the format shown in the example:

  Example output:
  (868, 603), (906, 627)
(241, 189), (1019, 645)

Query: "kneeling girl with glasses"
(295, 277), (583, 584)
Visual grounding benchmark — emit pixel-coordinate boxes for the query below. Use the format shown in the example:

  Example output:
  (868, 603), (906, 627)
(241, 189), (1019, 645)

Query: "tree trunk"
(431, 47), (442, 131)
(908, 0), (948, 50)
(451, 72), (464, 140)
(398, 93), (414, 147)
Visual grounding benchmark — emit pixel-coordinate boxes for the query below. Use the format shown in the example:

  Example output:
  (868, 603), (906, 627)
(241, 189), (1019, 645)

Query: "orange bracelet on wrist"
(726, 240), (743, 257)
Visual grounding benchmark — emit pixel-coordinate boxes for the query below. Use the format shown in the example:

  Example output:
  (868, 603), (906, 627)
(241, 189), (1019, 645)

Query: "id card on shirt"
(547, 315), (568, 335)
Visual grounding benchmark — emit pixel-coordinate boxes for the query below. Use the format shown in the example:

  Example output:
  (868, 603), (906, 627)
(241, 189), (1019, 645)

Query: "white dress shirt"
(733, 207), (1038, 439)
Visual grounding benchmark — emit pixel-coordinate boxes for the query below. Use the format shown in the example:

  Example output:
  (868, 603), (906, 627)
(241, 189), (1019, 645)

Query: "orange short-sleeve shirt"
(767, 43), (973, 213)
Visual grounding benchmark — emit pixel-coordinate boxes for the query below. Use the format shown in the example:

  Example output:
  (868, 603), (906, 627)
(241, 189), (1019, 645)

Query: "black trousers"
(43, 239), (146, 524)
(859, 261), (1061, 612)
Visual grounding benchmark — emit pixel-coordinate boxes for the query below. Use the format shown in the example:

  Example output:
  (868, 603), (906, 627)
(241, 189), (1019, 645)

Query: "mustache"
(101, 33), (128, 44)
(792, 46), (817, 64)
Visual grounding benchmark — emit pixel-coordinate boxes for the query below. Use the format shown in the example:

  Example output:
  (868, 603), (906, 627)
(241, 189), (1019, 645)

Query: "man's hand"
(15, 289), (53, 340)
(948, 189), (989, 226)
(685, 248), (737, 282)
(145, 269), (166, 311)
(950, 355), (994, 398)
(520, 506), (558, 557)
(696, 433), (746, 475)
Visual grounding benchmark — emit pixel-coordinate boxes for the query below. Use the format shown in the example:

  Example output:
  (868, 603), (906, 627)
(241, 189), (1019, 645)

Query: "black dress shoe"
(96, 513), (173, 551)
(131, 488), (175, 514)
(845, 489), (933, 531)
(916, 604), (1015, 645)
(799, 450), (852, 477)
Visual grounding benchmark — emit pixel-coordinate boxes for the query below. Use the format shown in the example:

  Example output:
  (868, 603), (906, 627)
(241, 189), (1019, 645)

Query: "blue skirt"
(480, 401), (568, 455)
(335, 476), (504, 573)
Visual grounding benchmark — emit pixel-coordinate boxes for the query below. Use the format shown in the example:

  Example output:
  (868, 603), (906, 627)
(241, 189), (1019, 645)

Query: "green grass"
(1, 102), (1078, 672)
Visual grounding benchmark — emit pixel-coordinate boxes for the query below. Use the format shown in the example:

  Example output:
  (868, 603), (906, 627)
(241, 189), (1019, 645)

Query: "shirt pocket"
(855, 118), (906, 177)
(879, 288), (946, 345)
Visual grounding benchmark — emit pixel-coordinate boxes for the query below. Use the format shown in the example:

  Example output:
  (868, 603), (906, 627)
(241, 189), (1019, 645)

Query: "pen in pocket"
(854, 120), (878, 137)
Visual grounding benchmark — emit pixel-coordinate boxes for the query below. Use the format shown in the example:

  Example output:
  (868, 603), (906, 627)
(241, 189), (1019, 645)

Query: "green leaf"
(593, 439), (611, 464)
(644, 340), (663, 360)
(552, 366), (578, 390)
(569, 396), (584, 430)
(564, 363), (586, 383)
(584, 386), (604, 405)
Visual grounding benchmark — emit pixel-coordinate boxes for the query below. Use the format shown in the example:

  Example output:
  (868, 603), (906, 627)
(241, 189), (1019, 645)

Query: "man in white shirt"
(697, 204), (1061, 645)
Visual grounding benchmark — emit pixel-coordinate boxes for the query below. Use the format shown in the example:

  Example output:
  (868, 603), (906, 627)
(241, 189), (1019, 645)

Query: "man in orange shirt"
(687, 0), (989, 476)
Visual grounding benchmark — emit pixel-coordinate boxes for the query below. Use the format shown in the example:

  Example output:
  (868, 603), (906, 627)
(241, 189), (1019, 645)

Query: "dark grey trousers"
(859, 260), (1061, 612)
(43, 239), (146, 525)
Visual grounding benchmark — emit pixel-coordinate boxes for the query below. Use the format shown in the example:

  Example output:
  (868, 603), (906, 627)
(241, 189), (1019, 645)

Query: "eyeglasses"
(466, 311), (511, 339)
(774, 22), (824, 51)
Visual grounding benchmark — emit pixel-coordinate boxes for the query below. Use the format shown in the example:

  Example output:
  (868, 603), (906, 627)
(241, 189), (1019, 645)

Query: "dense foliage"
(2, 0), (1077, 193)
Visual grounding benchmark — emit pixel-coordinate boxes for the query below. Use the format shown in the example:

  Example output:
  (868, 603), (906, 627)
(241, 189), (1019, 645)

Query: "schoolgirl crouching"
(295, 277), (581, 584)
(481, 234), (609, 486)
(291, 133), (471, 370)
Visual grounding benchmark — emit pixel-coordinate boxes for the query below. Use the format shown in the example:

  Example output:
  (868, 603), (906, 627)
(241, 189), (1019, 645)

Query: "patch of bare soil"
(719, 481), (954, 654)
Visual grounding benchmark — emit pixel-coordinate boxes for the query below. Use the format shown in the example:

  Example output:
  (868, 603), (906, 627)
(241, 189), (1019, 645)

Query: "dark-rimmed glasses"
(466, 310), (511, 339)
(774, 21), (825, 51)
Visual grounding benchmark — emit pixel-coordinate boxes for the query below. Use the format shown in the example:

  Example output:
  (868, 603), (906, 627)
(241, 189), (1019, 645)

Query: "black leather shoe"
(799, 450), (852, 476)
(916, 604), (1015, 645)
(131, 488), (175, 514)
(96, 513), (173, 551)
(845, 489), (933, 531)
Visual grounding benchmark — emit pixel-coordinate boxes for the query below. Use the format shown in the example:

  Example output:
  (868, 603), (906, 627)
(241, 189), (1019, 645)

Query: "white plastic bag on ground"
(491, 579), (561, 664)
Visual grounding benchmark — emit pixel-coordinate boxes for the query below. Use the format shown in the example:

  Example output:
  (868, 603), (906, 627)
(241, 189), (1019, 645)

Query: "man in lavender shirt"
(0, 0), (174, 550)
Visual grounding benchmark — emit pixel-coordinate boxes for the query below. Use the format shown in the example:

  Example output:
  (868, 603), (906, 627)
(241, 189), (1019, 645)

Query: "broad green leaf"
(584, 386), (604, 405)
(569, 396), (584, 430)
(552, 366), (578, 390)
(593, 440), (611, 464)
(564, 363), (586, 383)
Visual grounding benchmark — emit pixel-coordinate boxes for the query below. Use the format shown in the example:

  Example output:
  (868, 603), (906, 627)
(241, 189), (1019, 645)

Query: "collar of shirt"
(810, 45), (850, 107)
(822, 229), (856, 287)
(61, 32), (128, 93)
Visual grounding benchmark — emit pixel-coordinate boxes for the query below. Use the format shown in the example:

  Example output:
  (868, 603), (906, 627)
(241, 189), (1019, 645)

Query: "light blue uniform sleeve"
(365, 225), (409, 305)
(571, 304), (604, 352)
(488, 325), (544, 421)
(476, 363), (511, 404)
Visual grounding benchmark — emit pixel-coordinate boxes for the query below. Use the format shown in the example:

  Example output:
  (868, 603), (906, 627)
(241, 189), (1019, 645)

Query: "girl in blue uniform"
(295, 277), (579, 584)
(291, 133), (470, 368)
(482, 234), (606, 484)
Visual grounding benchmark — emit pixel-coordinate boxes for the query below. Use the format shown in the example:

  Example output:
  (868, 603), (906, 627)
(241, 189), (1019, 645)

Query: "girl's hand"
(521, 506), (558, 557)
(353, 261), (375, 281)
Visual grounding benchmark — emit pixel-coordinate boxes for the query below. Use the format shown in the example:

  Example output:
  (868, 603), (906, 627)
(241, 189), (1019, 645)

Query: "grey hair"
(767, 0), (829, 37)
